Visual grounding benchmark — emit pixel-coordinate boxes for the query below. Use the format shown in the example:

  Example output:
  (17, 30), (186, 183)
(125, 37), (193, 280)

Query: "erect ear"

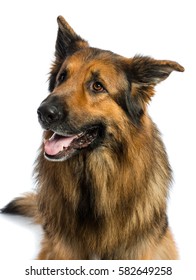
(124, 56), (184, 126)
(55, 16), (89, 60)
(48, 16), (89, 92)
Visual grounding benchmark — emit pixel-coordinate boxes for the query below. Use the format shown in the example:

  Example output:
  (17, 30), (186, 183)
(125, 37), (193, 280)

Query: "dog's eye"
(91, 82), (105, 93)
(58, 71), (67, 84)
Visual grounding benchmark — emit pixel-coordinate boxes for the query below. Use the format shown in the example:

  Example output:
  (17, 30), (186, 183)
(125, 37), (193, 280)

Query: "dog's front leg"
(37, 235), (85, 260)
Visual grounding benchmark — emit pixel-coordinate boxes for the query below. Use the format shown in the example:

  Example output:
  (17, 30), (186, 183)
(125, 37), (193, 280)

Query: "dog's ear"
(124, 56), (184, 126)
(130, 56), (184, 85)
(55, 16), (89, 60)
(49, 16), (89, 92)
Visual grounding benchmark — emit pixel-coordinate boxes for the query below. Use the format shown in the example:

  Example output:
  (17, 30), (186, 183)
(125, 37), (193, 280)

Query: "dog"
(1, 16), (184, 259)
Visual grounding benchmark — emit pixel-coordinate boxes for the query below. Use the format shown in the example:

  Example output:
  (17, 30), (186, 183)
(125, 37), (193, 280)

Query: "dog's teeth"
(49, 133), (56, 141)
(77, 132), (84, 138)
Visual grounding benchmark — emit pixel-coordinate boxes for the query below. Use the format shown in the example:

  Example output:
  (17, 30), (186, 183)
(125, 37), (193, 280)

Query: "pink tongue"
(44, 134), (76, 156)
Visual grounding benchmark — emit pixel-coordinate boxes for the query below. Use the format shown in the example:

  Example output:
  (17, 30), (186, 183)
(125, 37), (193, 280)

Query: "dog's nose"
(37, 103), (60, 125)
(37, 95), (66, 129)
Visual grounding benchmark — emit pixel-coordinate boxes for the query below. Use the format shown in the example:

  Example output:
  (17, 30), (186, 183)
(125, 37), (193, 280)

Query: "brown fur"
(1, 16), (184, 259)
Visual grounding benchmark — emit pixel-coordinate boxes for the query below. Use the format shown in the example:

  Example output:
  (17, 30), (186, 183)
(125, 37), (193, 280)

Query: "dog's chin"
(43, 125), (103, 162)
(44, 147), (78, 162)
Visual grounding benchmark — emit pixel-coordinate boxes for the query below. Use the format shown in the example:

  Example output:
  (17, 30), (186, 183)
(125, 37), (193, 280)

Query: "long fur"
(1, 16), (184, 260)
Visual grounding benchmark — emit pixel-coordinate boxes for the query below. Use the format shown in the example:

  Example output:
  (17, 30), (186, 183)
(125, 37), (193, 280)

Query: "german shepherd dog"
(2, 16), (184, 259)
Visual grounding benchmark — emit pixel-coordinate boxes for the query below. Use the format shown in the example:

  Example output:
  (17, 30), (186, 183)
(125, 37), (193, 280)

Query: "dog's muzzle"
(37, 95), (103, 162)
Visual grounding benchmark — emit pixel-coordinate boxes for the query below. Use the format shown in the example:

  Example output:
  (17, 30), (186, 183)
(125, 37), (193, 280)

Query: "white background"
(0, 0), (195, 266)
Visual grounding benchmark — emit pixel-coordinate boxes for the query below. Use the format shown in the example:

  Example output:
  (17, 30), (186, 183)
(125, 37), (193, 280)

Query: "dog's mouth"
(44, 126), (100, 161)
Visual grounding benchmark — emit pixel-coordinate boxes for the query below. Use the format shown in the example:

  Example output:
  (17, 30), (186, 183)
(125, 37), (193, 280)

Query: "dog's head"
(37, 16), (184, 162)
